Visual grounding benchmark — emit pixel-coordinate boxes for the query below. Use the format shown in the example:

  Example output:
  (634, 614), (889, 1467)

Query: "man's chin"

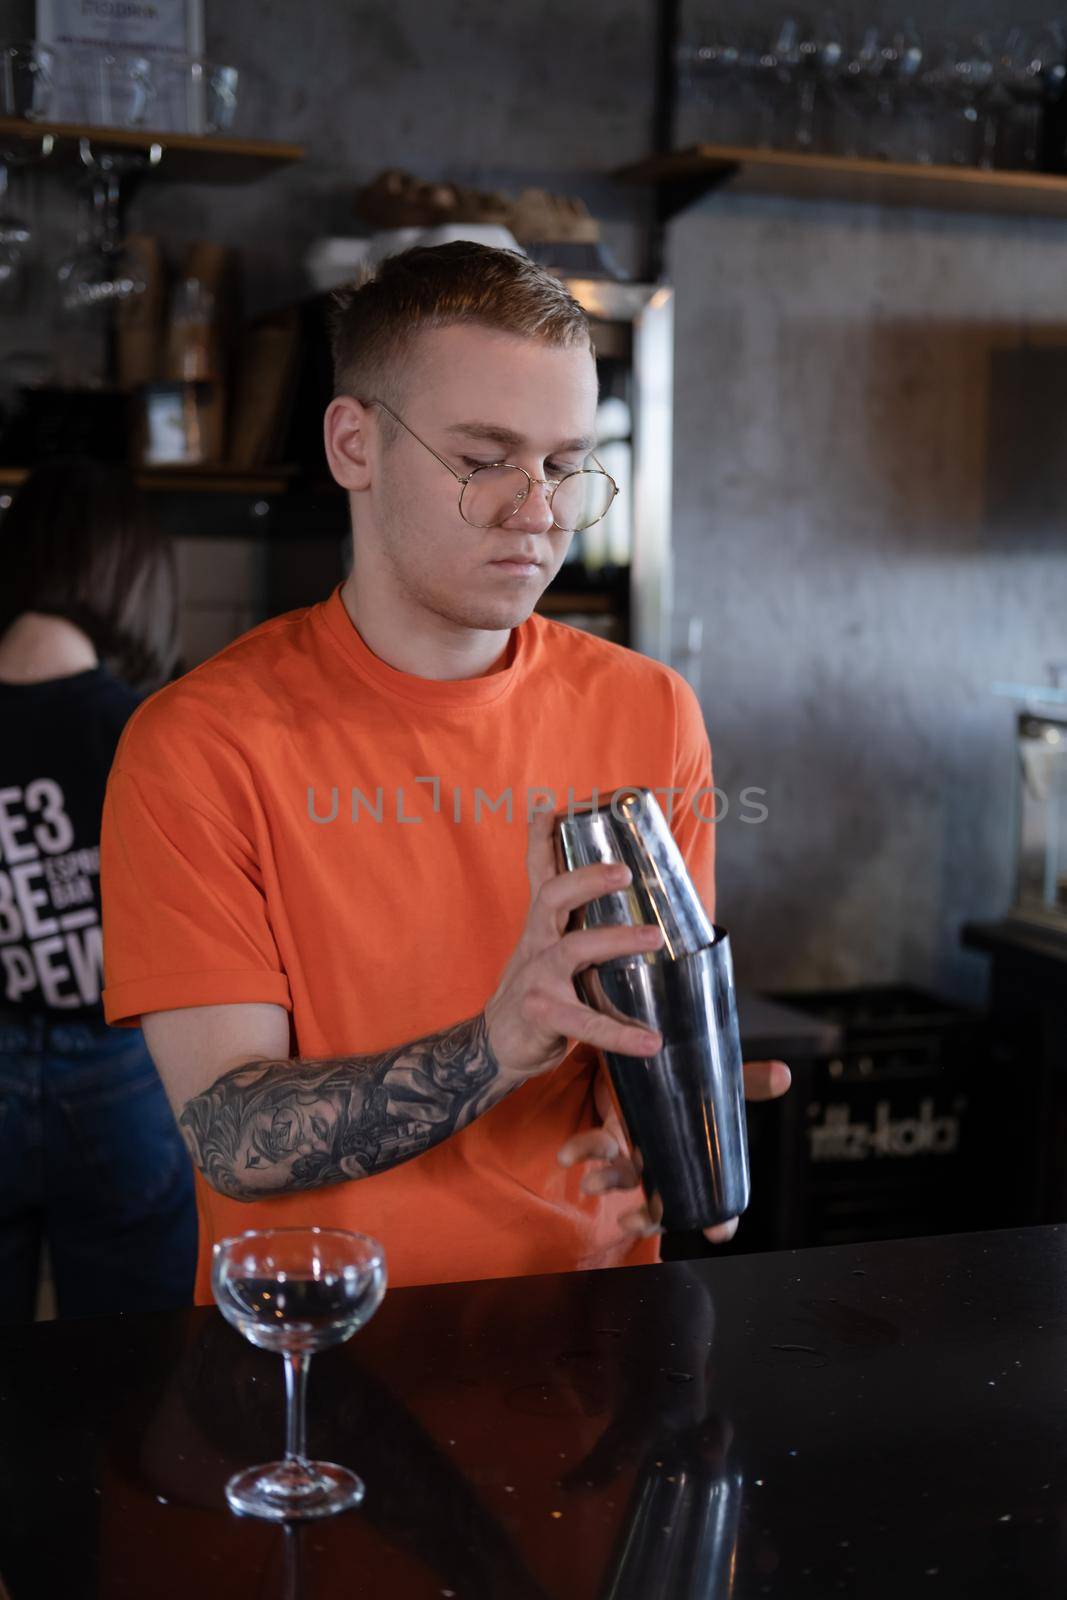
(438, 591), (544, 633)
(461, 604), (539, 632)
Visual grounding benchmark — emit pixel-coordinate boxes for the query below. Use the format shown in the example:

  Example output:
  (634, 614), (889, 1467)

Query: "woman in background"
(0, 458), (197, 1320)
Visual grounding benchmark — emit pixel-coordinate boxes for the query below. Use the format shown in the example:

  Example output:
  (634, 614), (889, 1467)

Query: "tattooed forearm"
(179, 1012), (505, 1200)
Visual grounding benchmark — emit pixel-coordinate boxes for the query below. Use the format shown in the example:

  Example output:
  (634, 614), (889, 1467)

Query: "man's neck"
(0, 613), (98, 684)
(339, 573), (513, 681)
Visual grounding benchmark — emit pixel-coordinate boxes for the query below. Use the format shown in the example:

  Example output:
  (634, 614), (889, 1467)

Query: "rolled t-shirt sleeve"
(100, 764), (292, 1028)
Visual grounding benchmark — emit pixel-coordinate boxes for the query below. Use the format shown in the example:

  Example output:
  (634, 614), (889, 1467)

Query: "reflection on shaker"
(554, 790), (750, 1232)
(600, 1420), (744, 1600)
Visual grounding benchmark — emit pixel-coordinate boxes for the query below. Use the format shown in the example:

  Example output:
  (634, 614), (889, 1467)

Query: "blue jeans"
(0, 1012), (197, 1321)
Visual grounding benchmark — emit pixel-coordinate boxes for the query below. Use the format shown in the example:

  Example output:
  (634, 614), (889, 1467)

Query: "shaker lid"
(553, 788), (715, 957)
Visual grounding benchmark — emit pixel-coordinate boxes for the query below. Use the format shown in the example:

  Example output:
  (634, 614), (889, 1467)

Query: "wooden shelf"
(0, 464), (296, 494)
(0, 117), (304, 183)
(617, 144), (1067, 222)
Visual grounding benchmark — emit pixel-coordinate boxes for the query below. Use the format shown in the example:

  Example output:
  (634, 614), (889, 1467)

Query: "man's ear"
(324, 396), (375, 492)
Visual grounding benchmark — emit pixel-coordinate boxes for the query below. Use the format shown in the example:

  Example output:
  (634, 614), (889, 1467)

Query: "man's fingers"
(702, 1217), (740, 1244)
(580, 1157), (641, 1196)
(618, 1205), (661, 1239)
(558, 1129), (619, 1168)
(558, 921), (664, 976)
(535, 856), (626, 914)
(742, 1059), (792, 1101)
(530, 990), (662, 1059)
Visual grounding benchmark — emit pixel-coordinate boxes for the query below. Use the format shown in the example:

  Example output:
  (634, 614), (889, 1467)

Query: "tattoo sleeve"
(178, 1012), (506, 1200)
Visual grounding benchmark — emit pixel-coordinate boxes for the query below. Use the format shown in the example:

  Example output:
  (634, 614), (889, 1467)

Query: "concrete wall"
(670, 199), (1067, 1001)
(2, 0), (1064, 1004)
(674, 2), (1067, 1001)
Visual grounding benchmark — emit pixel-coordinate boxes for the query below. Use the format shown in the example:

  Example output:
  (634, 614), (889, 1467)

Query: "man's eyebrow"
(444, 421), (596, 453)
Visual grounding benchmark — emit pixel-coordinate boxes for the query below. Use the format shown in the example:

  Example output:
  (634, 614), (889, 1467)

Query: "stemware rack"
(621, 0), (1067, 279)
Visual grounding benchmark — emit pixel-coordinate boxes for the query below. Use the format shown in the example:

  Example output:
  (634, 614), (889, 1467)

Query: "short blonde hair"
(328, 241), (593, 408)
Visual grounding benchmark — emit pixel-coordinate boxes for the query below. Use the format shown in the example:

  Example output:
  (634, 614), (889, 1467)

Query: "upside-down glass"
(212, 1226), (387, 1520)
(363, 398), (618, 533)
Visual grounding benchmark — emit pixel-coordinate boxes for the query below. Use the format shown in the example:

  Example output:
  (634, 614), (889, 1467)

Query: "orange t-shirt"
(100, 583), (715, 1304)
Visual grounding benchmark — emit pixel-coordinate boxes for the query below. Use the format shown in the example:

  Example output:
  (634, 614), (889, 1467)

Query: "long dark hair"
(0, 458), (180, 694)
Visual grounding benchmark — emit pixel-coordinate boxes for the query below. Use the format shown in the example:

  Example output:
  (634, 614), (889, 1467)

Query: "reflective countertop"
(2, 1225), (1065, 1598)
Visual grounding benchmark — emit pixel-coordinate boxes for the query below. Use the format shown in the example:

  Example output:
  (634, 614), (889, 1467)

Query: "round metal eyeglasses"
(362, 398), (618, 533)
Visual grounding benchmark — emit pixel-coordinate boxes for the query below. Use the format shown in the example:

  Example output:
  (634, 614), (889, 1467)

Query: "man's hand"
(557, 1057), (792, 1244)
(484, 806), (669, 1082)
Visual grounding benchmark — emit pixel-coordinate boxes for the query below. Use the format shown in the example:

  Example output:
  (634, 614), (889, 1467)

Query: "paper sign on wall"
(36, 0), (207, 132)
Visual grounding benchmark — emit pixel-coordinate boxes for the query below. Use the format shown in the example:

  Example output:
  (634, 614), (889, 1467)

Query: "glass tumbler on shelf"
(0, 41), (54, 119)
(53, 45), (156, 127)
(144, 55), (241, 136)
(212, 1226), (387, 1521)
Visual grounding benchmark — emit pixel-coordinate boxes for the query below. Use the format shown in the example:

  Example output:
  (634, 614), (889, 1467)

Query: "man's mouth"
(488, 552), (543, 574)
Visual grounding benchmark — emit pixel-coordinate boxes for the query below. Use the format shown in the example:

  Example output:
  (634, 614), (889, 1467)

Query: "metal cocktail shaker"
(553, 789), (749, 1232)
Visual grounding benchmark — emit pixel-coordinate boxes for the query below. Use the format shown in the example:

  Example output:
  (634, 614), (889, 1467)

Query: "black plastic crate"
(765, 985), (1000, 1248)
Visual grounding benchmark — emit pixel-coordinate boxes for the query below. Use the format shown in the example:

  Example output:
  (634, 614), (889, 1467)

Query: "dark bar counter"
(3, 1226), (1066, 1598)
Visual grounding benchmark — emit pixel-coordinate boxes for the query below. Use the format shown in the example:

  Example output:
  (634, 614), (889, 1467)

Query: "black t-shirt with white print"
(0, 665), (141, 1017)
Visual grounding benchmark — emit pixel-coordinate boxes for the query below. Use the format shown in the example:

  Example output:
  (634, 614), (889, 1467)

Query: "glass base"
(224, 1459), (365, 1521)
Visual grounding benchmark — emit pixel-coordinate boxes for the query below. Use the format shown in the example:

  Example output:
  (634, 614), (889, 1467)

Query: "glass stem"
(283, 1352), (311, 1468)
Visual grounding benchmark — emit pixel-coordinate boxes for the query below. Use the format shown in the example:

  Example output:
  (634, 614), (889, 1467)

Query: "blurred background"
(0, 0), (1064, 1261)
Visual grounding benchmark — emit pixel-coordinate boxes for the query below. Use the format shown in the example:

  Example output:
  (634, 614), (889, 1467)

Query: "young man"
(100, 243), (789, 1305)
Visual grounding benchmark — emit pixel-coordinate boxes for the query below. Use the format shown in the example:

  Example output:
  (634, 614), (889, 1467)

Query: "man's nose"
(503, 478), (555, 534)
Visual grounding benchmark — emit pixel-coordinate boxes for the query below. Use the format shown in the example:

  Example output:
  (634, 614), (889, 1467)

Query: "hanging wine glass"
(53, 147), (153, 388)
(56, 171), (146, 315)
